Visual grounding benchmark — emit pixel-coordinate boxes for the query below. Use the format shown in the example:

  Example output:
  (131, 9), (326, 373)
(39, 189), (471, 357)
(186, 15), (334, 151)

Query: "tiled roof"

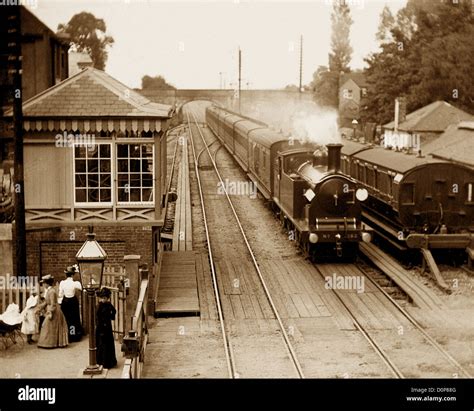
(424, 121), (474, 167)
(383, 101), (473, 132)
(340, 72), (367, 88)
(12, 67), (172, 118)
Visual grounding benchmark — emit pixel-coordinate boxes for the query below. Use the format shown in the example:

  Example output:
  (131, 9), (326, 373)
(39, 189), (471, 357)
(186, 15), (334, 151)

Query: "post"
(124, 255), (141, 320)
(83, 289), (102, 375)
(238, 48), (242, 113)
(87, 290), (97, 367)
(299, 34), (303, 93)
(10, 6), (27, 277)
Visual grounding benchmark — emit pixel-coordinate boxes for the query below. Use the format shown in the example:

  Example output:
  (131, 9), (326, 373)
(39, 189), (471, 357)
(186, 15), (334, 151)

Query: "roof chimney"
(394, 97), (407, 132)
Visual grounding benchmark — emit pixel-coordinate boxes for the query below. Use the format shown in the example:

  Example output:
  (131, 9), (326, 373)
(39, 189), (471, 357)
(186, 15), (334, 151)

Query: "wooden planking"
(240, 294), (257, 319)
(184, 139), (193, 251)
(299, 293), (322, 317)
(172, 137), (193, 252)
(195, 251), (210, 320)
(155, 251), (200, 315)
(282, 294), (300, 318)
(249, 295), (265, 319)
(289, 294), (311, 318)
(360, 243), (444, 310)
(229, 295), (246, 320)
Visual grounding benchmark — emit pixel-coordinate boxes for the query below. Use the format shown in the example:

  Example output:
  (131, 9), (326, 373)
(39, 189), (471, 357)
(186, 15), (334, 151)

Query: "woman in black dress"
(59, 265), (83, 342)
(95, 287), (117, 369)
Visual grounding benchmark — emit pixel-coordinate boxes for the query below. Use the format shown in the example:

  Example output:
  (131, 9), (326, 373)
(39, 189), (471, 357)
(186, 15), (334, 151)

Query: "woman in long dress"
(96, 287), (117, 368)
(59, 265), (83, 342)
(37, 275), (69, 348)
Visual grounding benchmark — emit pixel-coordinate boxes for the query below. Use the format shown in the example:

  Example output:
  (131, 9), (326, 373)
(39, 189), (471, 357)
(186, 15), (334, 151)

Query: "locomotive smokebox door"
(327, 143), (343, 173)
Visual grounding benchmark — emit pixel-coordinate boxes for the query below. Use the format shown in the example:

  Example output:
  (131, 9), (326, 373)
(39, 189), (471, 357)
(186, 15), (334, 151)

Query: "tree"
(375, 5), (395, 45)
(141, 75), (176, 90)
(328, 1), (353, 73)
(362, 1), (474, 124)
(58, 12), (114, 70)
(310, 66), (339, 108)
(311, 3), (353, 109)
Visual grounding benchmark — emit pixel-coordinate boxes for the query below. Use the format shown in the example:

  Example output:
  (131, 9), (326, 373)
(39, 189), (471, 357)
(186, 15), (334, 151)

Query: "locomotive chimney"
(326, 143), (342, 173)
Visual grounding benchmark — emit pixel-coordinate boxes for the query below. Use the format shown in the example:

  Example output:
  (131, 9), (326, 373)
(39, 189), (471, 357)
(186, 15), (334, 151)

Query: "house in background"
(424, 121), (474, 169)
(0, 6), (70, 162)
(382, 100), (474, 151)
(338, 72), (368, 128)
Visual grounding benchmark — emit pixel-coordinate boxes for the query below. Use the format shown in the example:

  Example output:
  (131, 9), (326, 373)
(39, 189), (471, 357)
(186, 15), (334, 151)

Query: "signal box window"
(74, 144), (112, 204)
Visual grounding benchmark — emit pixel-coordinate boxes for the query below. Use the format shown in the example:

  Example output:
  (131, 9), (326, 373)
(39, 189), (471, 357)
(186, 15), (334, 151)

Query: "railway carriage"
(206, 105), (371, 259)
(340, 140), (474, 263)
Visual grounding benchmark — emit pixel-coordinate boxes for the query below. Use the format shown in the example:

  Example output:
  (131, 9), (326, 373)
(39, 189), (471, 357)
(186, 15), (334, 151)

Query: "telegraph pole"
(9, 7), (27, 276)
(238, 47), (242, 113)
(299, 34), (303, 93)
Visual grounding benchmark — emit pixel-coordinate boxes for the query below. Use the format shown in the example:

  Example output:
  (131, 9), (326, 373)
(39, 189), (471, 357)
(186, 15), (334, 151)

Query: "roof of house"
(423, 121), (474, 167)
(383, 100), (473, 132)
(339, 72), (368, 88)
(9, 67), (172, 118)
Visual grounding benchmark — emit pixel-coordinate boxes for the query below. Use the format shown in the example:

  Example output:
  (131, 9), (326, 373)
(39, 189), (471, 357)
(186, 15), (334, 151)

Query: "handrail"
(121, 268), (149, 378)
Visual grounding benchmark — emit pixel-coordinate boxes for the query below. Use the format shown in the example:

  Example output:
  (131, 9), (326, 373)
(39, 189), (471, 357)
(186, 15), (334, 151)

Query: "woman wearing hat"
(37, 275), (69, 348)
(96, 287), (117, 369)
(59, 265), (83, 342)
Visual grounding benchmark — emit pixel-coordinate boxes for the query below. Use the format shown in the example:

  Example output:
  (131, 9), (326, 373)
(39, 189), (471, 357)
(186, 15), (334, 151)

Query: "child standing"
(21, 294), (39, 344)
(95, 287), (117, 369)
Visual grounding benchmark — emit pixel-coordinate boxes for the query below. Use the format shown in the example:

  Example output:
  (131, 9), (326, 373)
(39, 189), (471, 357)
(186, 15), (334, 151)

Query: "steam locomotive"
(340, 139), (474, 256)
(206, 106), (371, 259)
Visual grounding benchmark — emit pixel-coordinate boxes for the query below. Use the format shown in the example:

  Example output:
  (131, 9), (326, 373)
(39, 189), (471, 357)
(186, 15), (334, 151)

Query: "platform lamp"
(352, 119), (359, 140)
(76, 226), (107, 375)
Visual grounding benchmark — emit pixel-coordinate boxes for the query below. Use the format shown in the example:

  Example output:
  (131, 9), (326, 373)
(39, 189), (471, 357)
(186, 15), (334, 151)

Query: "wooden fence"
(1, 266), (127, 343)
(121, 267), (149, 378)
(0, 274), (39, 313)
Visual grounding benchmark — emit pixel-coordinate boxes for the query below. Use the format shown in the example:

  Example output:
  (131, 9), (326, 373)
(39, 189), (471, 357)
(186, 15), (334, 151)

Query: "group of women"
(23, 266), (117, 369)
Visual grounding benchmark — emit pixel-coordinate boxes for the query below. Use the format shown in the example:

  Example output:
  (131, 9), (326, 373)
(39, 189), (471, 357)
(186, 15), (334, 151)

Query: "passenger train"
(205, 105), (371, 259)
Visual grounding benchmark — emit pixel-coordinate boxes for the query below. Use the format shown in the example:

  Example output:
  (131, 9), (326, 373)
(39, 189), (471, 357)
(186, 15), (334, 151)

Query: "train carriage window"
(254, 145), (260, 172)
(366, 167), (375, 187)
(400, 183), (415, 205)
(358, 164), (366, 183)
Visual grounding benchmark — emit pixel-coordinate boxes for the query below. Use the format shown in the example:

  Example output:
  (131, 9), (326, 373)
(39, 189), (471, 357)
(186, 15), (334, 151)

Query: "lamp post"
(76, 228), (107, 375)
(352, 119), (359, 140)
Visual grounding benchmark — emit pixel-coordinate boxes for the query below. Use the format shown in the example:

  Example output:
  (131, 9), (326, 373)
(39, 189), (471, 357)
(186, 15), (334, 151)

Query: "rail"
(187, 108), (304, 378)
(121, 267), (149, 379)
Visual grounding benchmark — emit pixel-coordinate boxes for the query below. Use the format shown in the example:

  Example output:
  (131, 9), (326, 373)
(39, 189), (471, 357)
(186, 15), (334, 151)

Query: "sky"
(30, 0), (407, 90)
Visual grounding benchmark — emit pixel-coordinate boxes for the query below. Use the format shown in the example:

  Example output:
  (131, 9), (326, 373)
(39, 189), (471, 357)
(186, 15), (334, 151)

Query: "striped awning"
(22, 118), (164, 134)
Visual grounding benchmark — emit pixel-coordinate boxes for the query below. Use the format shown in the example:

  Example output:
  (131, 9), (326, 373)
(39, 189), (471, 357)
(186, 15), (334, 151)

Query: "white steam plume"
(241, 98), (340, 146)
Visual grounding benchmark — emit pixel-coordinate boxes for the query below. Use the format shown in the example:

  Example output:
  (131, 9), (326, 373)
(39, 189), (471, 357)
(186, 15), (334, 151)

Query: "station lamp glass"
(75, 230), (107, 290)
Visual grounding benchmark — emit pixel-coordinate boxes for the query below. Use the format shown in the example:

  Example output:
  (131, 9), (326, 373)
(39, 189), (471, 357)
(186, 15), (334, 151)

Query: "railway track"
(185, 103), (471, 379)
(315, 263), (472, 378)
(185, 108), (304, 378)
